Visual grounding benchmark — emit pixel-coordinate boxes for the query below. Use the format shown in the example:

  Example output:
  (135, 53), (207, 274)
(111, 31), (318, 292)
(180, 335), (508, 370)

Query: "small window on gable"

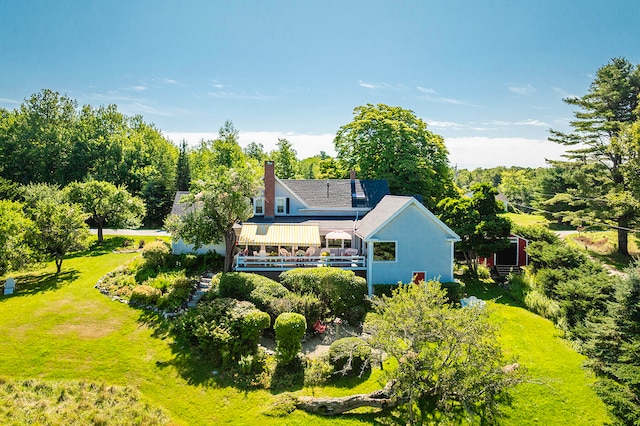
(373, 241), (396, 262)
(276, 197), (287, 214)
(254, 198), (264, 215)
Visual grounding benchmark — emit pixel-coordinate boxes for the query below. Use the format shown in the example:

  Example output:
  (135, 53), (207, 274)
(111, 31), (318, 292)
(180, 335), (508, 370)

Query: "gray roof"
(281, 179), (389, 208)
(355, 195), (460, 241)
(355, 195), (414, 238)
(170, 191), (192, 216)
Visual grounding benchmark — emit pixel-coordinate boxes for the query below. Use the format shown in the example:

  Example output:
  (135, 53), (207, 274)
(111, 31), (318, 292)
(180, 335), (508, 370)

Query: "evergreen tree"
(176, 140), (191, 191)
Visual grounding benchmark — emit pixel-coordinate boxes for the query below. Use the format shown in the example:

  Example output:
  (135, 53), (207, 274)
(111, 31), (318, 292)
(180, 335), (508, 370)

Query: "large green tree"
(0, 90), (177, 226)
(165, 166), (261, 272)
(548, 58), (640, 255)
(65, 181), (145, 243)
(363, 281), (521, 424)
(438, 182), (511, 276)
(334, 104), (455, 209)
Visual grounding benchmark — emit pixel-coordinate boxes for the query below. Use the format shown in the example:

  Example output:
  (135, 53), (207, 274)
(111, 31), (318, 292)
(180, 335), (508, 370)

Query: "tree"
(243, 141), (267, 163)
(165, 167), (261, 272)
(65, 181), (146, 243)
(365, 281), (519, 423)
(438, 182), (511, 277)
(498, 168), (537, 211)
(31, 200), (90, 273)
(270, 138), (298, 179)
(584, 262), (640, 424)
(175, 140), (191, 191)
(548, 58), (640, 256)
(0, 200), (35, 275)
(335, 104), (455, 209)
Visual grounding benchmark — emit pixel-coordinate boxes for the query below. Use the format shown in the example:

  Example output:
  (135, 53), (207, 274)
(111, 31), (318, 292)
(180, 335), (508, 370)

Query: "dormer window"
(254, 197), (264, 215)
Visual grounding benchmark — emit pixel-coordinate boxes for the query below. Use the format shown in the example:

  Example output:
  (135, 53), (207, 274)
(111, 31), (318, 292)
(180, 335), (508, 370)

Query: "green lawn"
(501, 212), (549, 228)
(0, 238), (612, 425)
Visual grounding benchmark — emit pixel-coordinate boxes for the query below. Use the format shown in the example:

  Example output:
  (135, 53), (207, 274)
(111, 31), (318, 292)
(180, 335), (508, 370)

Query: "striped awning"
(238, 224), (321, 246)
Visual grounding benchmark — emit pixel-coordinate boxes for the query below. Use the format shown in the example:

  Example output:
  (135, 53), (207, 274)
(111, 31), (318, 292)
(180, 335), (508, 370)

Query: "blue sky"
(1, 1), (639, 169)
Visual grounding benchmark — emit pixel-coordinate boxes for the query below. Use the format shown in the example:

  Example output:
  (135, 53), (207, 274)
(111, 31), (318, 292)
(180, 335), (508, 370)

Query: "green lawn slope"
(0, 237), (611, 425)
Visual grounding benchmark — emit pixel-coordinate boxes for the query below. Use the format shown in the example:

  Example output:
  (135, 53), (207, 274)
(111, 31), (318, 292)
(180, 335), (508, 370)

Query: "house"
(354, 195), (460, 296)
(171, 161), (460, 295)
(478, 234), (529, 276)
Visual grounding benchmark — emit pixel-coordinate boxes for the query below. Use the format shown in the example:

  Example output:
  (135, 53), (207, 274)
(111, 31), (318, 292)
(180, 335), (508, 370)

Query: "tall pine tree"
(176, 139), (191, 191)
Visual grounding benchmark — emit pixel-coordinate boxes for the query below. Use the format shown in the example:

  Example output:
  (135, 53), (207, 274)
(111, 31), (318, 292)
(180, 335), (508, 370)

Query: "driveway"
(89, 229), (170, 237)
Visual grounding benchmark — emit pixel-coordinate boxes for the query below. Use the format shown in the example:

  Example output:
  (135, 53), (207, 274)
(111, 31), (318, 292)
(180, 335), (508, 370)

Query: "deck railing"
(234, 255), (366, 271)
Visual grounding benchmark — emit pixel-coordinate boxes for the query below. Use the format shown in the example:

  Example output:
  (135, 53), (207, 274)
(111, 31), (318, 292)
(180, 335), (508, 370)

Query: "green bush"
(274, 312), (306, 365)
(512, 224), (559, 244)
(527, 240), (588, 271)
(174, 298), (270, 367)
(141, 240), (171, 270)
(304, 357), (334, 387)
(441, 280), (466, 303)
(129, 285), (162, 306)
(279, 268), (368, 323)
(327, 337), (372, 377)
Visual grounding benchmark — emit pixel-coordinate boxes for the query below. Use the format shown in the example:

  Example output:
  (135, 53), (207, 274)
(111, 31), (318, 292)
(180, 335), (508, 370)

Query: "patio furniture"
(305, 246), (317, 256)
(343, 248), (358, 256)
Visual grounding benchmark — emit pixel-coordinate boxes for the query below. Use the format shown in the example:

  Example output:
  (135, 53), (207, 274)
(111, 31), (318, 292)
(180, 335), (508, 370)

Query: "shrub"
(219, 273), (296, 322)
(174, 298), (270, 367)
(512, 224), (559, 244)
(477, 264), (491, 279)
(328, 337), (371, 377)
(141, 240), (171, 270)
(274, 312), (306, 364)
(280, 268), (368, 323)
(441, 280), (466, 303)
(129, 285), (162, 306)
(304, 357), (334, 387)
(527, 241), (588, 271)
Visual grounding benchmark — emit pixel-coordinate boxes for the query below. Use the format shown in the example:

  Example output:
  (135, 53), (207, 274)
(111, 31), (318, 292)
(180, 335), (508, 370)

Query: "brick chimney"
(350, 169), (356, 180)
(264, 160), (275, 219)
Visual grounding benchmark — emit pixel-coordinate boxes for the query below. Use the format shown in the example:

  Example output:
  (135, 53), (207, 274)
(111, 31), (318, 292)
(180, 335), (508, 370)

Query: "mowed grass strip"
(0, 236), (613, 425)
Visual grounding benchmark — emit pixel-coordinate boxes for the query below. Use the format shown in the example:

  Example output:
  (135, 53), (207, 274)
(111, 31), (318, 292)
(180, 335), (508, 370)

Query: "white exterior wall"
(171, 239), (226, 256)
(367, 204), (456, 285)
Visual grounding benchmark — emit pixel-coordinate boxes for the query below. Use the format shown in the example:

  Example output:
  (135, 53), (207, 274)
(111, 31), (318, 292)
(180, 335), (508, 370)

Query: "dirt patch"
(260, 323), (362, 359)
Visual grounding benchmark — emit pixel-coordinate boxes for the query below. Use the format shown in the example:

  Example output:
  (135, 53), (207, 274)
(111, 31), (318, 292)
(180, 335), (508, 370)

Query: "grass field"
(0, 237), (612, 425)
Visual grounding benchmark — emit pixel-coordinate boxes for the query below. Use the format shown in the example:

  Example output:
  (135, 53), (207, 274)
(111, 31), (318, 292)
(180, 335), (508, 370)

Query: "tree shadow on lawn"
(459, 277), (524, 309)
(135, 309), (231, 388)
(66, 237), (137, 259)
(0, 269), (79, 301)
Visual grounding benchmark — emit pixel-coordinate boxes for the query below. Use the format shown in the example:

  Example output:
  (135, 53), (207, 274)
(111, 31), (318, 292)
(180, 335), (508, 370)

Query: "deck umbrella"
(325, 229), (352, 249)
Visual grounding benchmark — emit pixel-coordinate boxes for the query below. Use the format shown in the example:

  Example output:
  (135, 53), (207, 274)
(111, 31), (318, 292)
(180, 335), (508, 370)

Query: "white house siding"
(171, 239), (226, 256)
(367, 204), (456, 285)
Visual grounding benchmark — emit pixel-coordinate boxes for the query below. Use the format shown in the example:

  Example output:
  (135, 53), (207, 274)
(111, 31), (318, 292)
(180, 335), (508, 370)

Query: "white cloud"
(207, 91), (273, 100)
(553, 87), (577, 99)
(417, 86), (437, 94)
(163, 131), (571, 170)
(509, 84), (535, 96)
(445, 136), (569, 169)
(514, 119), (549, 127)
(358, 80), (405, 90)
(0, 97), (20, 105)
(427, 120), (465, 129)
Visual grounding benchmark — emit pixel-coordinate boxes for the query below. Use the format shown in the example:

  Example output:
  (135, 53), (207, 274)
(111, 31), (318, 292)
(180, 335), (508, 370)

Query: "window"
(276, 197), (286, 214)
(373, 241), (396, 262)
(254, 197), (264, 215)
